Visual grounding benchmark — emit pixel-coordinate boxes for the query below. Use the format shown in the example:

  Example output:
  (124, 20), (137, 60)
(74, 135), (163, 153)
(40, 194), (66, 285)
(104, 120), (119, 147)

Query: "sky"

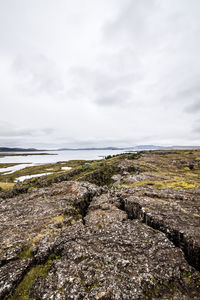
(0, 0), (200, 148)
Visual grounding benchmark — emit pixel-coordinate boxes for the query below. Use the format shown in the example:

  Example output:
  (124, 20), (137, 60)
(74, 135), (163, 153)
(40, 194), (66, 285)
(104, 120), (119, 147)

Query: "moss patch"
(8, 254), (60, 300)
(19, 247), (33, 259)
(114, 178), (197, 190)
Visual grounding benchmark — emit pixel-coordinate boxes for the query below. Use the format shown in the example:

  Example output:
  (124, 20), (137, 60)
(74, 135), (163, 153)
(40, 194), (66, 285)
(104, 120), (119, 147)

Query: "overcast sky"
(0, 0), (200, 148)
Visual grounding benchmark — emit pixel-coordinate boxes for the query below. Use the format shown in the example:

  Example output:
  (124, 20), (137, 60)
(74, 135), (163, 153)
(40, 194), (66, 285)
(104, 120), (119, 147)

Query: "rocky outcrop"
(117, 187), (200, 271)
(0, 150), (200, 299)
(0, 181), (102, 299)
(26, 193), (200, 299)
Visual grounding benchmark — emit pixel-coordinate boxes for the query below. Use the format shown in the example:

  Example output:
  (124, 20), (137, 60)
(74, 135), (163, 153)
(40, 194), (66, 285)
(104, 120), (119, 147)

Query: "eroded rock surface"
(29, 193), (200, 299)
(0, 181), (102, 298)
(0, 150), (200, 299)
(116, 187), (200, 271)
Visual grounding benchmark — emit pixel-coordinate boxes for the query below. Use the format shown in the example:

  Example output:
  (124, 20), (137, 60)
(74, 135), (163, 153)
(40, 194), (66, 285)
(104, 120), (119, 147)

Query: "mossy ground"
(115, 150), (200, 190)
(0, 160), (86, 186)
(0, 150), (199, 192)
(8, 254), (60, 300)
(0, 163), (20, 168)
(0, 153), (129, 191)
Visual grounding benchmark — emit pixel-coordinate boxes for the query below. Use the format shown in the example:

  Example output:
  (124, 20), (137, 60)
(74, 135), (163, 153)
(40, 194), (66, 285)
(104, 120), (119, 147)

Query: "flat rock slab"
(117, 187), (200, 270)
(0, 181), (200, 299)
(0, 181), (101, 298)
(30, 194), (200, 299)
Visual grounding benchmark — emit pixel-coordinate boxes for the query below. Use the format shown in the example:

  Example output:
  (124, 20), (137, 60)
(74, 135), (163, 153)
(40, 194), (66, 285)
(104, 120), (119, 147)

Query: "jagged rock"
(0, 181), (101, 298)
(118, 187), (200, 271)
(0, 259), (32, 299)
(123, 173), (170, 185)
(30, 193), (200, 299)
(0, 150), (200, 299)
(110, 174), (122, 185)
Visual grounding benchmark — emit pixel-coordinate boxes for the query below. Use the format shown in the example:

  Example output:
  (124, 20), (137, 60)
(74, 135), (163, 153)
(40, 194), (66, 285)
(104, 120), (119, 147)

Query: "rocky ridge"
(0, 150), (200, 299)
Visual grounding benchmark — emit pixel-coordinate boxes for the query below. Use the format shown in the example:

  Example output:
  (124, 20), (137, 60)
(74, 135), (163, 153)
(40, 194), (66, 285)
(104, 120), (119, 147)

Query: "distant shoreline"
(0, 145), (199, 153)
(0, 153), (57, 157)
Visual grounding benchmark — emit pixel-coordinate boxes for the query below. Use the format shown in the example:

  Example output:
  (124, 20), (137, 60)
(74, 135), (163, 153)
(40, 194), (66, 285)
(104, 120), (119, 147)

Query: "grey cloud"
(185, 100), (200, 113)
(166, 83), (200, 114)
(41, 128), (54, 135)
(0, 0), (200, 148)
(193, 126), (200, 134)
(95, 89), (132, 106)
(12, 54), (64, 96)
(0, 123), (34, 138)
(68, 66), (141, 106)
(94, 72), (139, 106)
(178, 84), (200, 113)
(104, 0), (157, 45)
(0, 122), (54, 138)
(104, 0), (200, 111)
(178, 85), (200, 100)
(192, 119), (200, 134)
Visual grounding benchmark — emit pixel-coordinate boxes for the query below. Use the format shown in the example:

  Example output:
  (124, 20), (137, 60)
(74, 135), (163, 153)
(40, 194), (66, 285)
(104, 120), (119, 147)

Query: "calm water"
(15, 172), (53, 182)
(14, 167), (72, 182)
(0, 150), (127, 174)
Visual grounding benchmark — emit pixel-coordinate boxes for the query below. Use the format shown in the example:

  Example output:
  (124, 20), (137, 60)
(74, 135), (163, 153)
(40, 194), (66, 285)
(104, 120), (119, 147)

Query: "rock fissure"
(0, 181), (102, 299)
(119, 195), (200, 272)
(1, 151), (200, 299)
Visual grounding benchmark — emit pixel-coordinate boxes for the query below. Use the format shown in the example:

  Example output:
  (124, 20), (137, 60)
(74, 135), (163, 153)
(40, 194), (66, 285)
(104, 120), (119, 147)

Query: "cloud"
(104, 0), (158, 47)
(0, 121), (54, 138)
(12, 54), (64, 96)
(0, 0), (200, 147)
(192, 119), (200, 134)
(95, 89), (132, 107)
(67, 65), (141, 107)
(185, 100), (200, 113)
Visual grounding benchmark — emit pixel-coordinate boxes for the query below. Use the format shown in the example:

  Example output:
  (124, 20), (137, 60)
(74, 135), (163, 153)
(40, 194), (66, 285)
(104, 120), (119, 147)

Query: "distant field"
(0, 159), (86, 190)
(0, 150), (199, 192)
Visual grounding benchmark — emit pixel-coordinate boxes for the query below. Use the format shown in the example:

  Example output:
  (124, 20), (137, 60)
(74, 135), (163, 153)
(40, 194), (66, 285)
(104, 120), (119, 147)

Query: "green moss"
(181, 271), (192, 278)
(169, 181), (196, 189)
(184, 167), (190, 171)
(98, 223), (102, 229)
(113, 178), (197, 190)
(8, 254), (60, 300)
(19, 247), (33, 259)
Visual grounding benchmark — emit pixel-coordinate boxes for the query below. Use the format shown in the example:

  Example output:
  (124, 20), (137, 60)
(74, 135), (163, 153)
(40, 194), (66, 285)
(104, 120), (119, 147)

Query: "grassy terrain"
(0, 150), (199, 192)
(0, 182), (15, 190)
(0, 163), (21, 168)
(115, 150), (200, 190)
(0, 153), (130, 192)
(0, 160), (82, 184)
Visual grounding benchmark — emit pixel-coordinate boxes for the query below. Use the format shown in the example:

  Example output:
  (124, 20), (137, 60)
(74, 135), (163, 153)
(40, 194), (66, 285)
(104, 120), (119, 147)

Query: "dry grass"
(0, 182), (15, 190)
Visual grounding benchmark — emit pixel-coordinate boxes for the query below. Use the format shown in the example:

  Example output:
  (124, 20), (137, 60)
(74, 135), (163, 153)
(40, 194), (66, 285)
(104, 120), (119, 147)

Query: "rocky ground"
(0, 150), (200, 299)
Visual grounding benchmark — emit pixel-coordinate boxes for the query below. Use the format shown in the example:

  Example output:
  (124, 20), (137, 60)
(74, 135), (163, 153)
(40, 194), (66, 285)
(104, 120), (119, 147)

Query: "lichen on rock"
(0, 150), (200, 299)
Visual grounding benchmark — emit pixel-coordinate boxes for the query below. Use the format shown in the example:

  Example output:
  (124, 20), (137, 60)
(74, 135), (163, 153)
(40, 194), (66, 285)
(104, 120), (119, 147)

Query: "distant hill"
(0, 147), (44, 152)
(133, 145), (200, 150)
(57, 147), (126, 151)
(58, 145), (200, 151)
(1, 145), (199, 152)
